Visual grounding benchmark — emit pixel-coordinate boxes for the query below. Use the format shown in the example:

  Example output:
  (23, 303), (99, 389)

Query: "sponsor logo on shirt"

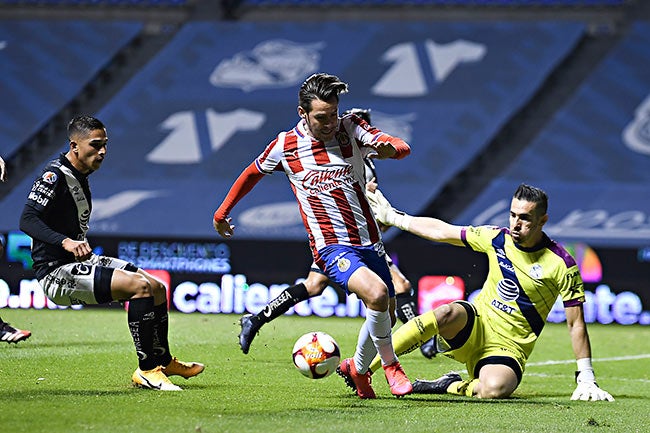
(302, 165), (355, 195)
(496, 278), (519, 302)
(42, 171), (57, 184)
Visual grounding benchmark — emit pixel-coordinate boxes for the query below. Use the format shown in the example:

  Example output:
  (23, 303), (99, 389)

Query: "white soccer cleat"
(132, 366), (182, 391)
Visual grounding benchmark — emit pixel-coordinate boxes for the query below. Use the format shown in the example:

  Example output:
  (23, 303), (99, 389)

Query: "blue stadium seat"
(0, 0), (188, 5)
(455, 21), (650, 248)
(0, 20), (142, 158)
(0, 20), (586, 239)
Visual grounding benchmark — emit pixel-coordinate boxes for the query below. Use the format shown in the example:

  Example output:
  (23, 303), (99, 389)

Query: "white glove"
(366, 188), (412, 231)
(571, 370), (614, 401)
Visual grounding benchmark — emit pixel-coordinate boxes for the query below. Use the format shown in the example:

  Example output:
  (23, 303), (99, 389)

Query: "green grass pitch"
(1, 308), (649, 433)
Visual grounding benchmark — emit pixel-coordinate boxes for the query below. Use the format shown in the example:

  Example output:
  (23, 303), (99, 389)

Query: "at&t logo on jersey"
(497, 278), (520, 302)
(492, 278), (519, 315)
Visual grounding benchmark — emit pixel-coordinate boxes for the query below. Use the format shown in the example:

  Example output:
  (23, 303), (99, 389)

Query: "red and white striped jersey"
(255, 114), (405, 255)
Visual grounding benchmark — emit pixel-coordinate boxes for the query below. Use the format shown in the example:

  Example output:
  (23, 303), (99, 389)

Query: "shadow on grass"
(330, 391), (572, 407)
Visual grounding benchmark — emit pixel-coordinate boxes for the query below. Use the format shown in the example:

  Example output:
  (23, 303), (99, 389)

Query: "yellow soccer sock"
(447, 379), (478, 397)
(369, 311), (439, 373)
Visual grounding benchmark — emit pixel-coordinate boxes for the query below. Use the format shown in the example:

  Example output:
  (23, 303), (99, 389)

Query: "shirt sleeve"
(461, 225), (501, 252)
(348, 118), (411, 160)
(213, 162), (265, 222)
(19, 203), (67, 246)
(19, 170), (67, 246)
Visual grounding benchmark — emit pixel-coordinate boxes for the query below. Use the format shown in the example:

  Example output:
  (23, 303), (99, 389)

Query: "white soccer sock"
(353, 321), (377, 374)
(365, 308), (397, 367)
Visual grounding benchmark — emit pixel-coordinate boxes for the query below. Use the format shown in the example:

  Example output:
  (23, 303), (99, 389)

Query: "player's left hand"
(365, 179), (378, 193)
(571, 371), (614, 401)
(214, 217), (235, 238)
(368, 139), (396, 159)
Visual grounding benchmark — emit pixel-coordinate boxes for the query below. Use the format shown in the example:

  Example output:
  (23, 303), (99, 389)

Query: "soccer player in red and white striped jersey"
(213, 73), (412, 398)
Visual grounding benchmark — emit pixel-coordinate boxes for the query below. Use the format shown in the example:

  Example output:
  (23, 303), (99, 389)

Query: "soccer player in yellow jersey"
(364, 183), (614, 401)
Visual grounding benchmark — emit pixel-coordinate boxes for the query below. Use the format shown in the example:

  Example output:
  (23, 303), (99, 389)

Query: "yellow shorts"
(440, 301), (527, 382)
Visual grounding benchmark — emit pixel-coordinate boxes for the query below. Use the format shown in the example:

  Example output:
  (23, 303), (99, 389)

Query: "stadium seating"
(241, 0), (628, 6)
(454, 22), (650, 248)
(0, 1), (187, 5)
(0, 20), (142, 158)
(0, 19), (585, 240)
(0, 0), (645, 250)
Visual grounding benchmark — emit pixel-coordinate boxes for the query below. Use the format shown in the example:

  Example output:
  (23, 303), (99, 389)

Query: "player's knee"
(150, 278), (167, 298)
(476, 378), (515, 399)
(364, 286), (389, 310)
(130, 274), (153, 298)
(434, 302), (467, 327)
(433, 303), (454, 323)
(304, 275), (328, 296)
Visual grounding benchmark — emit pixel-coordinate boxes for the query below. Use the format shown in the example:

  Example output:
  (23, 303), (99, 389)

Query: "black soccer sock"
(127, 296), (157, 371)
(152, 300), (173, 367)
(256, 283), (310, 324)
(396, 290), (418, 324)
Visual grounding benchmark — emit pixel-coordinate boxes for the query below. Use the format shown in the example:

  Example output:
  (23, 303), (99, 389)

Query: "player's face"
(70, 128), (108, 173)
(509, 198), (548, 247)
(300, 98), (339, 142)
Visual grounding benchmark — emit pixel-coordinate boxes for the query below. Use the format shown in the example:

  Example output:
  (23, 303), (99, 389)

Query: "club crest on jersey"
(337, 257), (351, 272)
(335, 131), (351, 147)
(529, 263), (543, 279)
(42, 171), (57, 184)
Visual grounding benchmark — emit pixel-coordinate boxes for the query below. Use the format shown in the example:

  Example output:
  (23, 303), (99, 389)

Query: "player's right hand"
(571, 370), (614, 402)
(366, 188), (413, 231)
(366, 188), (400, 226)
(571, 381), (614, 402)
(62, 238), (93, 261)
(214, 217), (235, 238)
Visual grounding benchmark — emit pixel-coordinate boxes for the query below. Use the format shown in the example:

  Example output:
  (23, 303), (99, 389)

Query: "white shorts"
(39, 254), (135, 306)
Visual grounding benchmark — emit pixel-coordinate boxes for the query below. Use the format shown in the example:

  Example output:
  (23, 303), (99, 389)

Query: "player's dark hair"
(343, 108), (372, 124)
(298, 73), (348, 113)
(514, 183), (548, 215)
(68, 115), (105, 141)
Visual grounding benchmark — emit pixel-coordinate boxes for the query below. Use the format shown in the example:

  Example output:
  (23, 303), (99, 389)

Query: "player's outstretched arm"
(566, 305), (614, 402)
(366, 187), (464, 246)
(212, 162), (265, 239)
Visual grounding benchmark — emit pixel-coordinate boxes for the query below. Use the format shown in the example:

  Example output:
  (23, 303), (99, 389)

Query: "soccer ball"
(292, 332), (341, 379)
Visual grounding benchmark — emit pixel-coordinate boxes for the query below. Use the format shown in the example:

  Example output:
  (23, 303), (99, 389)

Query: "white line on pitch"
(527, 353), (650, 367)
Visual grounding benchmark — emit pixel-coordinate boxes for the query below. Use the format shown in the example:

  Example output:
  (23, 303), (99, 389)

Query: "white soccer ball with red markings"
(292, 332), (341, 379)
